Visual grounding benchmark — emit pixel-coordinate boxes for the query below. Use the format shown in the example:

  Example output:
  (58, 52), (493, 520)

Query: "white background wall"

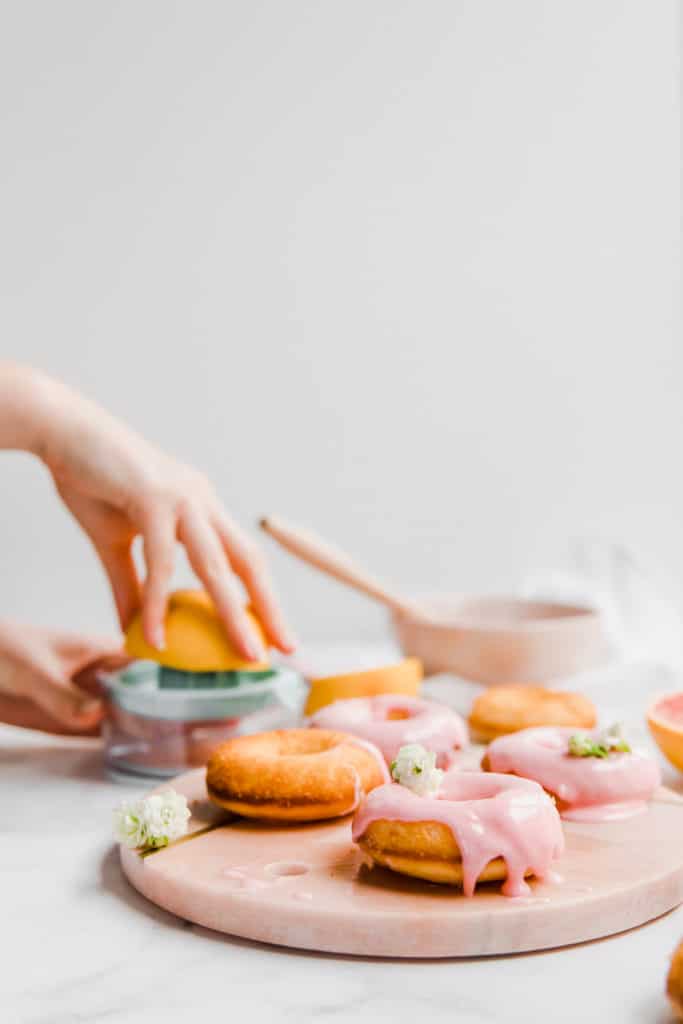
(0, 1), (680, 645)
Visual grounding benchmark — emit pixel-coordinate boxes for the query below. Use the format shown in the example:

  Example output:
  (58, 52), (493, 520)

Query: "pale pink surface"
(486, 727), (662, 821)
(119, 769), (683, 957)
(560, 801), (649, 823)
(352, 772), (563, 897)
(309, 694), (467, 767)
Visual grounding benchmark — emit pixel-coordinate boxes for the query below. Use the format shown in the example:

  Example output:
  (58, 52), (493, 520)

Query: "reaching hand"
(0, 622), (124, 734)
(1, 366), (295, 661)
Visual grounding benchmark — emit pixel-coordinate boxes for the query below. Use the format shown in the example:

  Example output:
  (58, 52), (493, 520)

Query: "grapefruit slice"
(647, 693), (683, 771)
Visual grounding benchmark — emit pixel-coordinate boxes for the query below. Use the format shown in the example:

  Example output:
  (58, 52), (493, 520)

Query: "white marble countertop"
(3, 661), (683, 1024)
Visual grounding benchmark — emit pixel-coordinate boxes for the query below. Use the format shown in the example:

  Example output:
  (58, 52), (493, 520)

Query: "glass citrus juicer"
(100, 589), (305, 779)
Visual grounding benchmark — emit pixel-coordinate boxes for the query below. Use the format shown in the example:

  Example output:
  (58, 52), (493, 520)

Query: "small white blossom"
(599, 722), (631, 752)
(390, 743), (443, 796)
(113, 789), (191, 851)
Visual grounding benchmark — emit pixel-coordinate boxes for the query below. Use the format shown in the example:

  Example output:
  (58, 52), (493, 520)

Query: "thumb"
(55, 632), (125, 671)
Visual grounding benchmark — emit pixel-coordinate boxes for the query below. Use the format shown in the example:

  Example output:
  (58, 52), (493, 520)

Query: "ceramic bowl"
(391, 595), (609, 684)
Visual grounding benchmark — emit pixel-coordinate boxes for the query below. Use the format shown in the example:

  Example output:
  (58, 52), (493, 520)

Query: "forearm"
(0, 363), (149, 486)
(0, 362), (58, 456)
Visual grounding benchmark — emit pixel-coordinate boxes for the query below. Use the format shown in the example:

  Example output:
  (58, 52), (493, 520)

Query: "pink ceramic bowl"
(391, 595), (609, 684)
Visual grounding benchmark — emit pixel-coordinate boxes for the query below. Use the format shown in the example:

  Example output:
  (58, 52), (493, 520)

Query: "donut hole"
(275, 731), (340, 756)
(386, 708), (411, 721)
(265, 861), (311, 878)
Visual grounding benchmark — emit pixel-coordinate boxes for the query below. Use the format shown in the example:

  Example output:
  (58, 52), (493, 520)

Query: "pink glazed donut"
(484, 726), (661, 822)
(309, 694), (468, 768)
(353, 770), (564, 896)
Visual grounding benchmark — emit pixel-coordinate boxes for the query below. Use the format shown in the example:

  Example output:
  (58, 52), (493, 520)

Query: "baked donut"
(667, 939), (683, 1019)
(483, 726), (661, 821)
(353, 771), (563, 896)
(468, 684), (596, 742)
(309, 694), (468, 768)
(206, 728), (389, 822)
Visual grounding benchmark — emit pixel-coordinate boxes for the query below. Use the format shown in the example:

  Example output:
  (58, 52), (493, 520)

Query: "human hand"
(0, 622), (124, 735)
(27, 372), (294, 660)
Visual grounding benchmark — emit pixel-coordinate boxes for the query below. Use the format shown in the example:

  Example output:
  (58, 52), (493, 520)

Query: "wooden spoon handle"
(259, 516), (418, 617)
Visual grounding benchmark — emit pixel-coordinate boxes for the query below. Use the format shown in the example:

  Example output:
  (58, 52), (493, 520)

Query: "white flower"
(113, 801), (148, 849)
(390, 743), (443, 796)
(113, 789), (191, 851)
(599, 722), (631, 752)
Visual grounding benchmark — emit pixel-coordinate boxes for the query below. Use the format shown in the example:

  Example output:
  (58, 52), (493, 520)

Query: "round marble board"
(120, 768), (683, 958)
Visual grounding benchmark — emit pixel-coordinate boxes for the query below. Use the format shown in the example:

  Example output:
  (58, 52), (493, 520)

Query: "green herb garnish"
(568, 723), (631, 759)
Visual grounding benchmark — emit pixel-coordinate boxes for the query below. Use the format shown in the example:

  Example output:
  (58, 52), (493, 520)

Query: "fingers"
(2, 630), (115, 733)
(0, 695), (101, 736)
(55, 633), (126, 666)
(178, 507), (264, 661)
(27, 668), (104, 731)
(98, 543), (141, 631)
(141, 510), (177, 649)
(71, 652), (131, 699)
(214, 515), (296, 654)
(54, 636), (129, 699)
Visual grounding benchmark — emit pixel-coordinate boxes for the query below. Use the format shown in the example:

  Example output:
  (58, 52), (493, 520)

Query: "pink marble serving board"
(120, 769), (683, 958)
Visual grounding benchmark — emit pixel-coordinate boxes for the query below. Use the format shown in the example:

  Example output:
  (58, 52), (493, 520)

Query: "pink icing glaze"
(486, 727), (662, 821)
(352, 771), (564, 897)
(322, 735), (391, 813)
(310, 695), (468, 768)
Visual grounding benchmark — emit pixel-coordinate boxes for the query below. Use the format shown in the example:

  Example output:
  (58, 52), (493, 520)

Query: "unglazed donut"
(353, 771), (563, 896)
(206, 728), (389, 822)
(484, 726), (661, 821)
(310, 694), (467, 768)
(468, 684), (596, 742)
